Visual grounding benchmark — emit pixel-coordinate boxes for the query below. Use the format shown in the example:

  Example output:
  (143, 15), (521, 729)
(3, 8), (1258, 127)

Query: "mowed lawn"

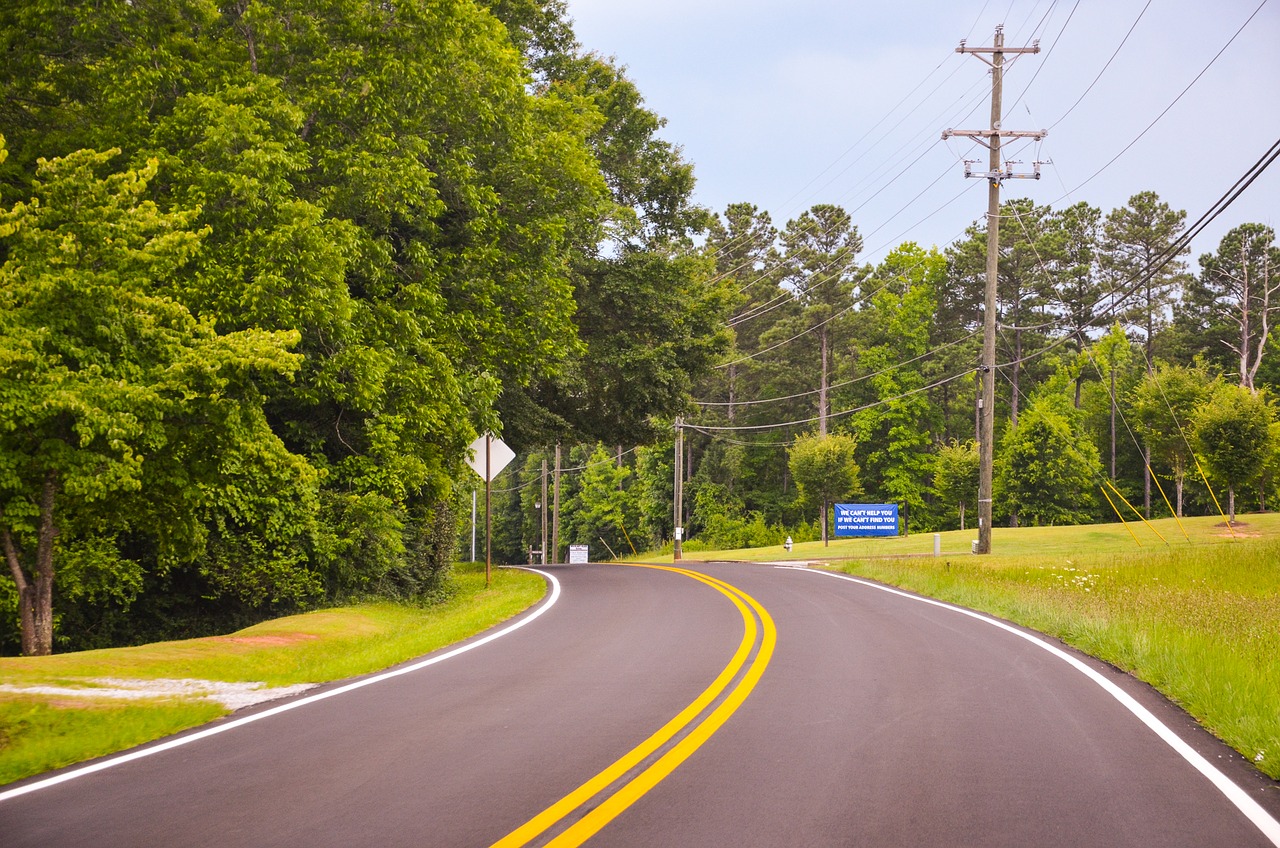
(667, 513), (1280, 780)
(0, 564), (546, 786)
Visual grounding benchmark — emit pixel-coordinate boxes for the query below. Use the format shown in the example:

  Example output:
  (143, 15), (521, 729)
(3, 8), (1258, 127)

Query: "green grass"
(665, 514), (1280, 780)
(0, 564), (546, 786)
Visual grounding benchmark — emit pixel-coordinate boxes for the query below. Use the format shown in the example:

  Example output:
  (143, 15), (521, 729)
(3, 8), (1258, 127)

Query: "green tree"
(1193, 384), (1273, 523)
(996, 391), (1102, 527)
(1101, 191), (1191, 367)
(933, 440), (980, 530)
(0, 147), (308, 654)
(849, 244), (943, 526)
(631, 439), (674, 548)
(564, 444), (634, 559)
(1178, 225), (1280, 391)
(776, 205), (865, 435)
(788, 433), (861, 546)
(2, 0), (614, 625)
(1129, 363), (1212, 516)
(701, 202), (781, 423)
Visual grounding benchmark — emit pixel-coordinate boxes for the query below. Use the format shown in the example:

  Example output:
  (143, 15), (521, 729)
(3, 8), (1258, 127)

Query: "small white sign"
(568, 544), (589, 564)
(674, 527), (683, 541)
(465, 433), (515, 482)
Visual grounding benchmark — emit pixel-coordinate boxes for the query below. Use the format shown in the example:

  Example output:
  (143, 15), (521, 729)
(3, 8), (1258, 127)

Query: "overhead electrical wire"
(703, 2), (1271, 435)
(1047, 0), (1269, 205)
(698, 329), (981, 407)
(690, 368), (977, 433)
(701, 130), (1280, 439)
(1047, 0), (1151, 131)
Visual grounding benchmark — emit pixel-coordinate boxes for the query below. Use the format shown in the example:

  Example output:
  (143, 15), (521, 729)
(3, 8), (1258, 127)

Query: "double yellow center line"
(491, 564), (776, 848)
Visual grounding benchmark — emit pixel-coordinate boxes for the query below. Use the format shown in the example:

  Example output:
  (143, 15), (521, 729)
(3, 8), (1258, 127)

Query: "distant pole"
(471, 488), (477, 563)
(541, 457), (549, 565)
(552, 442), (561, 564)
(673, 417), (684, 560)
(943, 25), (1044, 555)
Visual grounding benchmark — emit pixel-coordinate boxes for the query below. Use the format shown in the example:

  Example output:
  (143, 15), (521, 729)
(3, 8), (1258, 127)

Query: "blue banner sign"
(834, 503), (899, 537)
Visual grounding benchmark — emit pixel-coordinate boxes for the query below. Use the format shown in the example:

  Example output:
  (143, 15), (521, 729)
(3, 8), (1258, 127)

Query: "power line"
(1047, 0), (1269, 204)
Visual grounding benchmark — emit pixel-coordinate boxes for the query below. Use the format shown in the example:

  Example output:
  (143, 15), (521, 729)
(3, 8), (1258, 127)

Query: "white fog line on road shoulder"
(779, 566), (1280, 847)
(0, 568), (561, 803)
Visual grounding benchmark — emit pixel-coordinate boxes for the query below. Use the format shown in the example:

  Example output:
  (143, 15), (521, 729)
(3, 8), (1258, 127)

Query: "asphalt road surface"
(3, 561), (1278, 847)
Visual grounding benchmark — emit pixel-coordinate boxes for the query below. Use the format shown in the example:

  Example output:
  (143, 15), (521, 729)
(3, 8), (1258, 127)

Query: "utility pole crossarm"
(942, 129), (1048, 143)
(955, 33), (1040, 65)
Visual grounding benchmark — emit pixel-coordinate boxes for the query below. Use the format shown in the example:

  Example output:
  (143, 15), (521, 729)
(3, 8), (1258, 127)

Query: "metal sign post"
(465, 433), (515, 586)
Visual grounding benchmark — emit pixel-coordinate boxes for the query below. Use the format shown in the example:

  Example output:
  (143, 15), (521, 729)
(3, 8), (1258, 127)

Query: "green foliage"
(788, 433), (861, 542)
(850, 244), (943, 525)
(1193, 384), (1274, 520)
(996, 391), (1103, 526)
(690, 483), (778, 550)
(632, 441), (675, 548)
(1129, 362), (1212, 513)
(563, 444), (635, 558)
(0, 0), (645, 648)
(0, 146), (311, 653)
(933, 440), (980, 530)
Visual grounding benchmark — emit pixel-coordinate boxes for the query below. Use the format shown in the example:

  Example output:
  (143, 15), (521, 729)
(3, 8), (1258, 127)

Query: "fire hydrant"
(784, 536), (793, 553)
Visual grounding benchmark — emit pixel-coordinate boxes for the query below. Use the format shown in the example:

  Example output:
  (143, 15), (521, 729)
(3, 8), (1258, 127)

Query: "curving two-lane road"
(2, 561), (1278, 846)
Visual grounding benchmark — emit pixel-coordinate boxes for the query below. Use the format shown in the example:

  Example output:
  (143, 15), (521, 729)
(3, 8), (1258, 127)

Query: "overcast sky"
(563, 0), (1279, 266)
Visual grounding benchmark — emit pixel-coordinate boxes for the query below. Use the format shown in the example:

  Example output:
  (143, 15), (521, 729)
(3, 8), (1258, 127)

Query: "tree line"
(2, 1), (1276, 655)
(487, 195), (1279, 562)
(0, 0), (730, 654)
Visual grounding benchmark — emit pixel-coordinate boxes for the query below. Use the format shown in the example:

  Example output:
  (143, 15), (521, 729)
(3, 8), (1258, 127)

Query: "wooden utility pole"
(943, 25), (1045, 555)
(541, 457), (549, 565)
(552, 443), (561, 564)
(673, 417), (684, 560)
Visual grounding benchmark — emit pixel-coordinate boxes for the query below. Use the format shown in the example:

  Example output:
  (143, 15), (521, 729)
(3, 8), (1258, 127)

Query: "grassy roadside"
(0, 564), (546, 786)
(667, 514), (1280, 780)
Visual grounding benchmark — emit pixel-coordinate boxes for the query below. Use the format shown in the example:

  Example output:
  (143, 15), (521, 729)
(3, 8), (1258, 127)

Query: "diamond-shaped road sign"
(465, 434), (515, 482)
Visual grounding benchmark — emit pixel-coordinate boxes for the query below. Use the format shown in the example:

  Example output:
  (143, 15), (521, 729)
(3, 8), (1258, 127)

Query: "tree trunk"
(1144, 446), (1152, 518)
(821, 500), (829, 546)
(1228, 487), (1236, 525)
(1175, 468), (1185, 518)
(1109, 368), (1117, 480)
(1011, 329), (1023, 427)
(959, 501), (966, 532)
(818, 328), (829, 436)
(3, 470), (59, 655)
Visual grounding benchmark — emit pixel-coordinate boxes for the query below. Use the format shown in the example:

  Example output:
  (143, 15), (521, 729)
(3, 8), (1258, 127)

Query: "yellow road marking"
(490, 564), (775, 848)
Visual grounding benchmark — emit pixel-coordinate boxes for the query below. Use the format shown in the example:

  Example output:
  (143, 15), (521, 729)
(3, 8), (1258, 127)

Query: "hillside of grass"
(664, 513), (1280, 780)
(0, 564), (546, 786)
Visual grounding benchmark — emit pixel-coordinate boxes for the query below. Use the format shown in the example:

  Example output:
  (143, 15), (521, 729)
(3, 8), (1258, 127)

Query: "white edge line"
(0, 567), (561, 803)
(778, 565), (1280, 847)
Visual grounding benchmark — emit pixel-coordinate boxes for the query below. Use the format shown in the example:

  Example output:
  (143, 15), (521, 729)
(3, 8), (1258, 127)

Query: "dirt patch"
(0, 678), (316, 710)
(220, 633), (320, 647)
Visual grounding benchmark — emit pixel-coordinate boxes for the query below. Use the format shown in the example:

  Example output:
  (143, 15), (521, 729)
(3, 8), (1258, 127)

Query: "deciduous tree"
(0, 146), (308, 654)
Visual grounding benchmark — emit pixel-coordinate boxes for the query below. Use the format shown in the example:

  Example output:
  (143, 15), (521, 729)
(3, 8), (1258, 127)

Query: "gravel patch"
(0, 678), (317, 710)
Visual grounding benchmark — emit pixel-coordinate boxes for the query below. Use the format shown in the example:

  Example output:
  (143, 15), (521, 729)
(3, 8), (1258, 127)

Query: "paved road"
(2, 561), (1278, 847)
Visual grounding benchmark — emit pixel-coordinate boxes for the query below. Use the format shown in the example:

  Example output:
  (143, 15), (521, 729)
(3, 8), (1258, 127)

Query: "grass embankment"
(672, 514), (1280, 780)
(0, 564), (546, 786)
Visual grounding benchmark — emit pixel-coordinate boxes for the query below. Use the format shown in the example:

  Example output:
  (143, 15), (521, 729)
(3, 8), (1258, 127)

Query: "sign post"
(465, 434), (515, 586)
